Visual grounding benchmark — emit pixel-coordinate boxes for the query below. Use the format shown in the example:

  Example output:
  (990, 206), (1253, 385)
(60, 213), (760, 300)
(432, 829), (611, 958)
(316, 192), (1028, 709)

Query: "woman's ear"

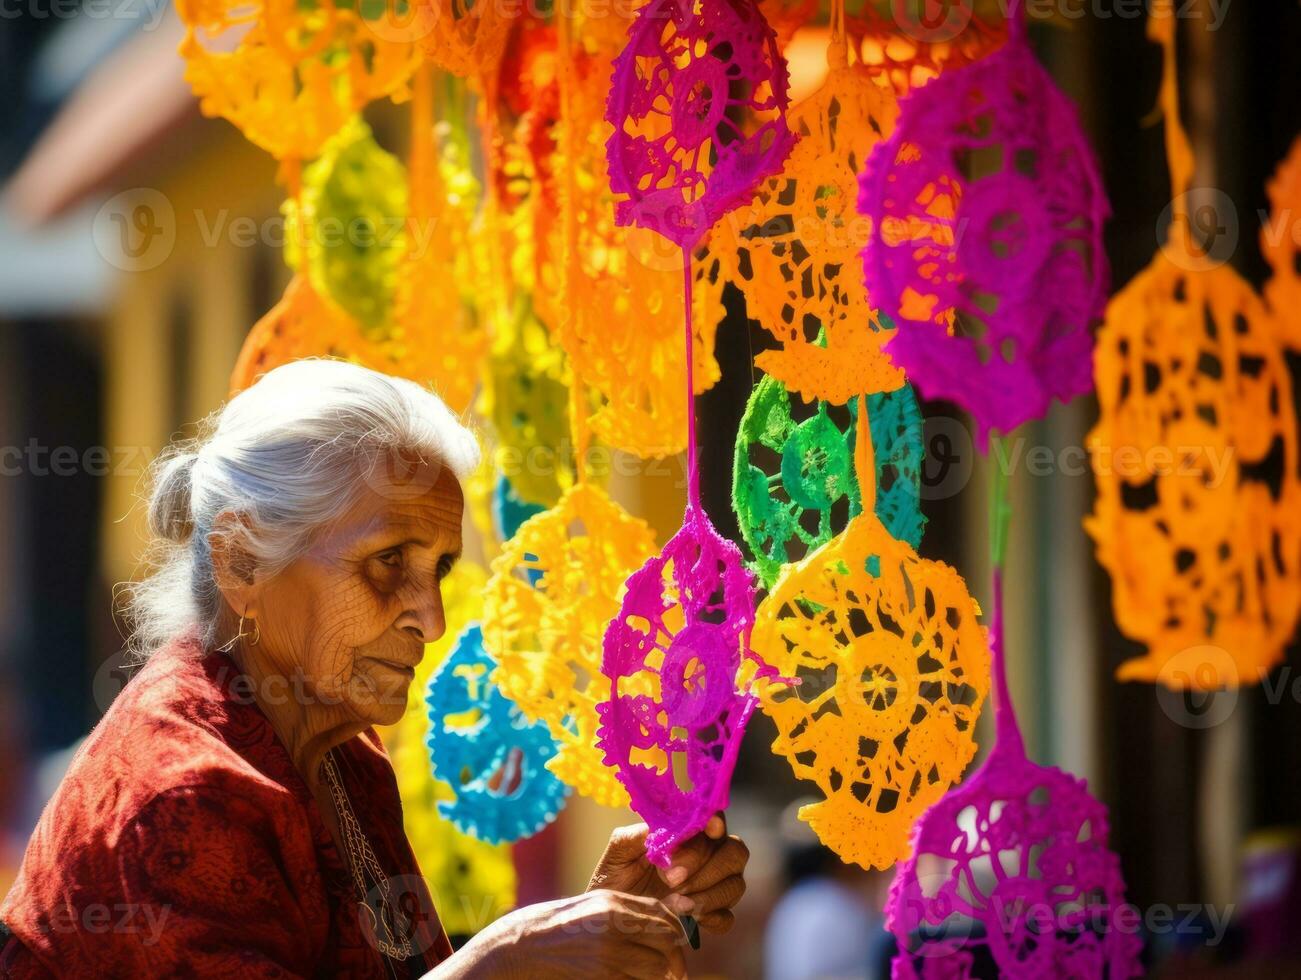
(209, 510), (261, 617)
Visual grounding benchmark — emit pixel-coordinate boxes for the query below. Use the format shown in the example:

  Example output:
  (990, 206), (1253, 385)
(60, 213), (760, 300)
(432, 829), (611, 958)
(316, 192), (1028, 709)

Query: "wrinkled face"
(253, 458), (464, 728)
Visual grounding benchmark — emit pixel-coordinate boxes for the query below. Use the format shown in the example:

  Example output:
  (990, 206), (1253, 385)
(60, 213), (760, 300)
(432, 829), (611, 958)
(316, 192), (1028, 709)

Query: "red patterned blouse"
(0, 633), (454, 978)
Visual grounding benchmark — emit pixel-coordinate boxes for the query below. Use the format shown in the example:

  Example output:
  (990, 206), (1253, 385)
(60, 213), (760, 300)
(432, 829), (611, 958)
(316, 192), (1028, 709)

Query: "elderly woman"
(0, 360), (748, 978)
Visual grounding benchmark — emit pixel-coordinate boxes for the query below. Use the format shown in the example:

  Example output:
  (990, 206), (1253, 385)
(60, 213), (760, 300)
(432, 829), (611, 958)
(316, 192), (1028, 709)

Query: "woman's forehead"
(328, 473), (464, 545)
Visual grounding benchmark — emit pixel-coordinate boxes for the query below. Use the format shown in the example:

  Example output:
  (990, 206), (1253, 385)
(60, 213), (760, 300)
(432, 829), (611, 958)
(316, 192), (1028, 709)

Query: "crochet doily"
(1087, 2), (1301, 688)
(597, 503), (762, 866)
(381, 563), (515, 937)
(176, 0), (417, 160)
(283, 117), (407, 333)
(413, 0), (516, 79)
(1262, 135), (1301, 349)
(888, 572), (1142, 980)
(732, 378), (925, 587)
(858, 10), (1109, 447)
(713, 11), (904, 405)
(427, 624), (570, 843)
(1086, 251), (1301, 688)
(753, 401), (988, 870)
(535, 28), (723, 458)
(604, 0), (796, 249)
(484, 483), (658, 807)
(848, 2), (1007, 95)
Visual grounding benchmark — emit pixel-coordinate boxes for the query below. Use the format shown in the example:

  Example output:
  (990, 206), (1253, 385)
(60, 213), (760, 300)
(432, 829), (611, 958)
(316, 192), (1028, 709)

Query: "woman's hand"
(440, 890), (689, 979)
(587, 813), (749, 935)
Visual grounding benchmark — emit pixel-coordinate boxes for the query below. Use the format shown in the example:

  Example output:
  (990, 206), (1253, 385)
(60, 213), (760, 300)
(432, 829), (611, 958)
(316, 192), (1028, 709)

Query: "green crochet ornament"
(733, 376), (925, 587)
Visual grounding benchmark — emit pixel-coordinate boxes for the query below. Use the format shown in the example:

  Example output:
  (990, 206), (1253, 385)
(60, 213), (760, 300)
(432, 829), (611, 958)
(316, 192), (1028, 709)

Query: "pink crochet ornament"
(887, 566), (1142, 980)
(604, 0), (795, 249)
(857, 0), (1109, 449)
(598, 0), (792, 866)
(596, 261), (770, 865)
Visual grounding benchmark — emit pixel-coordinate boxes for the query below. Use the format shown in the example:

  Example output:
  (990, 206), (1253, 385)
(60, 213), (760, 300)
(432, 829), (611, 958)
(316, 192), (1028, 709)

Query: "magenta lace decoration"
(601, 4), (789, 851)
(857, 0), (1109, 449)
(886, 571), (1142, 980)
(604, 0), (796, 248)
(597, 503), (758, 864)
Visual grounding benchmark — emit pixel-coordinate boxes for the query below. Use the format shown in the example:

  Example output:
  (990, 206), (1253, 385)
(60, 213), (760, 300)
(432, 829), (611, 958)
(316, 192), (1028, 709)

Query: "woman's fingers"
(655, 813), (733, 889)
(675, 835), (750, 896)
(675, 873), (746, 919)
(694, 908), (736, 936)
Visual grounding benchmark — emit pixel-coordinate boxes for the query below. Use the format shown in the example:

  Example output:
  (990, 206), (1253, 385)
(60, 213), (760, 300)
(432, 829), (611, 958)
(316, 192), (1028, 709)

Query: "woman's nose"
(400, 584), (446, 644)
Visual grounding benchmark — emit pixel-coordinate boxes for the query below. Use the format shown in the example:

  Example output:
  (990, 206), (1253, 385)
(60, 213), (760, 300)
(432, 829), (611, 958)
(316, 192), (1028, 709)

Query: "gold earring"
(217, 609), (260, 653)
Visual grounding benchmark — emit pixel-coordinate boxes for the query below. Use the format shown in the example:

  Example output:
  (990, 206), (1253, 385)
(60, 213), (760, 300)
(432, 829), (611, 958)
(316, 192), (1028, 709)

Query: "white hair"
(122, 358), (480, 657)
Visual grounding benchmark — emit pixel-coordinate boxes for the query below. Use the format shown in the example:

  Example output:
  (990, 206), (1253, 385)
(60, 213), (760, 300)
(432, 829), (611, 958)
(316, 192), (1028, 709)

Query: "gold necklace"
(321, 750), (415, 963)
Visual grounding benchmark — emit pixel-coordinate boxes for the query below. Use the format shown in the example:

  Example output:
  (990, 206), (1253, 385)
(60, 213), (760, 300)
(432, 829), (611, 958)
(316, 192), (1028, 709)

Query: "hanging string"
(987, 437), (1024, 757)
(828, 0), (847, 70)
(1007, 0), (1027, 44)
(1151, 0), (1194, 245)
(683, 246), (699, 510)
(853, 392), (877, 516)
(556, 0), (593, 485)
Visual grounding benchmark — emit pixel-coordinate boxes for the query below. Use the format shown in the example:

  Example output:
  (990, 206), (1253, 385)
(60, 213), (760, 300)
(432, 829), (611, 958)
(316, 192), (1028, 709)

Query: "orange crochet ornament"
(1262, 136), (1301, 350)
(413, 0), (517, 79)
(534, 13), (723, 458)
(714, 1), (904, 405)
(848, 0), (1007, 95)
(1087, 3), (1301, 689)
(753, 398), (990, 870)
(176, 0), (418, 161)
(484, 482), (658, 808)
(392, 67), (488, 414)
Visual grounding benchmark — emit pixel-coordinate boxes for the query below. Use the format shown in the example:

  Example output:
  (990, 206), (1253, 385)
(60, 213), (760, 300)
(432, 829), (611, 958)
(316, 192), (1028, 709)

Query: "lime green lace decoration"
(285, 115), (407, 334)
(733, 377), (925, 587)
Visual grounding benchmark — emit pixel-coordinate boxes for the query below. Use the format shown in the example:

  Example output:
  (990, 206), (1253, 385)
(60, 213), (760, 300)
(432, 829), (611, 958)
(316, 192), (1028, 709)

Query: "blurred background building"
(2, 2), (1301, 977)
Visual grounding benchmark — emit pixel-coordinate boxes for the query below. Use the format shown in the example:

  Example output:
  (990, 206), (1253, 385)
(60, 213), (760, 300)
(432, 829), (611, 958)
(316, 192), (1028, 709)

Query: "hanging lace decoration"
(485, 483), (659, 808)
(752, 399), (989, 870)
(176, 0), (418, 161)
(858, 0), (1109, 448)
(732, 378), (926, 588)
(604, 0), (796, 249)
(713, 3), (904, 405)
(427, 624), (571, 843)
(1087, 2), (1301, 689)
(887, 571), (1142, 980)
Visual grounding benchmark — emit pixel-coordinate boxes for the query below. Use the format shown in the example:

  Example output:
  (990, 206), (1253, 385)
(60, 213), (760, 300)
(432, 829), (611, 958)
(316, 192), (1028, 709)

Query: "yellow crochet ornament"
(535, 38), (723, 458)
(1087, 4), (1301, 689)
(1262, 135), (1301, 350)
(176, 0), (418, 161)
(381, 562), (516, 940)
(714, 0), (904, 405)
(754, 398), (990, 870)
(484, 482), (658, 808)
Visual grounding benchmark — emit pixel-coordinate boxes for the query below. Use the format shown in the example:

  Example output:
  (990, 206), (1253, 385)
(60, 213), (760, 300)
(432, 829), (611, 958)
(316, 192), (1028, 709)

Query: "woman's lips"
(370, 657), (417, 679)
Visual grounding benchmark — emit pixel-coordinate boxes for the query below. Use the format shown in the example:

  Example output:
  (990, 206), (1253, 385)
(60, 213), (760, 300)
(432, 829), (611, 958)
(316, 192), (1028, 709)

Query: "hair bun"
(148, 452), (198, 543)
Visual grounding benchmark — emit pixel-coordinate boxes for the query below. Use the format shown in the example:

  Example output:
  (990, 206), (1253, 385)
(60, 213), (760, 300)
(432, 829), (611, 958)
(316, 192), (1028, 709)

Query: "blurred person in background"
(764, 799), (888, 980)
(0, 360), (751, 978)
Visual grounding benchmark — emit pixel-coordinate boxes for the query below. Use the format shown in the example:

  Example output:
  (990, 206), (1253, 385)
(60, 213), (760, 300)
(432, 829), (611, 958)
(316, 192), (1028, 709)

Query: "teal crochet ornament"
(426, 624), (571, 844)
(733, 377), (926, 587)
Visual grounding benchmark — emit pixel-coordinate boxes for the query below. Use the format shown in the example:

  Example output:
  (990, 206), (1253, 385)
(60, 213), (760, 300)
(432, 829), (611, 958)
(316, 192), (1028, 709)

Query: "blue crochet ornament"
(425, 624), (570, 844)
(733, 377), (926, 587)
(492, 475), (545, 543)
